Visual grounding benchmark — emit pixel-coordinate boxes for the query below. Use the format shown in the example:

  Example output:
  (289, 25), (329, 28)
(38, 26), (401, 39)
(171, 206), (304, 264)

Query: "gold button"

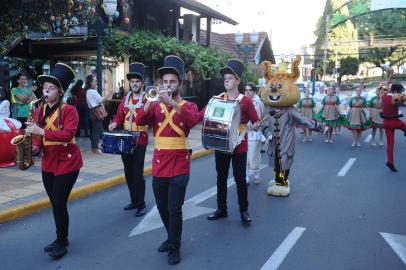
(158, 122), (162, 126)
(68, 154), (72, 158)
(157, 159), (160, 163)
(180, 122), (183, 126)
(161, 110), (164, 113)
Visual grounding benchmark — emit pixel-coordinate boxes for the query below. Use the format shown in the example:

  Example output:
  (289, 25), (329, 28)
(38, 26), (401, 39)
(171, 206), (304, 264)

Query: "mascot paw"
(267, 181), (290, 197)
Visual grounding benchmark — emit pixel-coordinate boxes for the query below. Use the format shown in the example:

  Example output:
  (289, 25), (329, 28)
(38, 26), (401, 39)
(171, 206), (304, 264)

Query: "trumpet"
(145, 86), (172, 102)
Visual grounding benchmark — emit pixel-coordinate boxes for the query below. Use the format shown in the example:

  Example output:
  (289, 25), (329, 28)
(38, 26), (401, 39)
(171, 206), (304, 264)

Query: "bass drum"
(201, 98), (241, 153)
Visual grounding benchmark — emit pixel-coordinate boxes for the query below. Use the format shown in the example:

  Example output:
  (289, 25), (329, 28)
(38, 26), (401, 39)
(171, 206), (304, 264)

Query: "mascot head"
(259, 55), (301, 107)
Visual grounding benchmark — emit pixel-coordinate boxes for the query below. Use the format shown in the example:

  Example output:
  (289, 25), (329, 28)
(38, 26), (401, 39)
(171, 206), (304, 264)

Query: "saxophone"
(10, 96), (45, 170)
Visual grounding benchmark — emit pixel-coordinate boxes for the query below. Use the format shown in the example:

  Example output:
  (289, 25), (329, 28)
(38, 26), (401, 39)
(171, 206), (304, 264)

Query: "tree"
(314, 0), (359, 78)
(338, 57), (359, 83)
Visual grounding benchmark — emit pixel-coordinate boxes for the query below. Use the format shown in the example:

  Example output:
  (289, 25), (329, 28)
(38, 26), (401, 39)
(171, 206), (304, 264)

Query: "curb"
(0, 149), (213, 224)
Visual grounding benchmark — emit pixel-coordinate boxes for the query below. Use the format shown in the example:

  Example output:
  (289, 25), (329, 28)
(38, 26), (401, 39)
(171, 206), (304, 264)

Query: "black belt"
(380, 112), (404, 119)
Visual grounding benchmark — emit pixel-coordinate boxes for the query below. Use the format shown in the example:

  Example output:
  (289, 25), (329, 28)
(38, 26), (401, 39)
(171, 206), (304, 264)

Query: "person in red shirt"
(135, 55), (200, 265)
(26, 63), (82, 259)
(108, 62), (148, 216)
(381, 83), (406, 172)
(203, 59), (260, 225)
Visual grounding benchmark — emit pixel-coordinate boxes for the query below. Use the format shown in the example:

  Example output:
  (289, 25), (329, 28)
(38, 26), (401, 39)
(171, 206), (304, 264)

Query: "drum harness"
(124, 91), (145, 150)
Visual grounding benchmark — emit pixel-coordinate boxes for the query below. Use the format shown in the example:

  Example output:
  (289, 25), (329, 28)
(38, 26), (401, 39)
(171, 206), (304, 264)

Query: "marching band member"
(135, 55), (200, 265)
(204, 60), (260, 225)
(381, 83), (406, 172)
(297, 88), (316, 142)
(109, 63), (148, 216)
(368, 87), (384, 146)
(26, 63), (82, 259)
(245, 82), (267, 184)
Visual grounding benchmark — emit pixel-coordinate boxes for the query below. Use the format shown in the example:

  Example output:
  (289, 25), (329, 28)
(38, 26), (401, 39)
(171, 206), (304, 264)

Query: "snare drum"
(201, 98), (241, 153)
(101, 132), (135, 154)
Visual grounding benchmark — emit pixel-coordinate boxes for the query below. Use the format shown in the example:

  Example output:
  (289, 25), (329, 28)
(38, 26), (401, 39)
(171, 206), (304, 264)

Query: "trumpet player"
(108, 62), (148, 217)
(25, 63), (82, 259)
(381, 83), (406, 172)
(135, 55), (200, 265)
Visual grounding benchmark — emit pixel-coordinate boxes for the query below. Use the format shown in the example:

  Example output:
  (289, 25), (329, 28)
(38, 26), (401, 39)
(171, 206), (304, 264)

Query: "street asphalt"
(0, 121), (405, 270)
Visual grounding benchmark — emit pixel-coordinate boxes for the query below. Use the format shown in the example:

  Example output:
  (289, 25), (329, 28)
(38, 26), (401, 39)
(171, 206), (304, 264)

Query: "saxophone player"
(25, 63), (82, 259)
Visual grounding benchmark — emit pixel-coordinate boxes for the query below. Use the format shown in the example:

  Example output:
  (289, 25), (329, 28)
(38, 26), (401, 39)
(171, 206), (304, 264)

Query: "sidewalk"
(0, 124), (209, 219)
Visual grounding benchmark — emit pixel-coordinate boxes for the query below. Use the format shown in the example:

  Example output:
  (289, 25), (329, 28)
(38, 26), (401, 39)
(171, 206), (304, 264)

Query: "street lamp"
(235, 31), (259, 62)
(87, 0), (117, 95)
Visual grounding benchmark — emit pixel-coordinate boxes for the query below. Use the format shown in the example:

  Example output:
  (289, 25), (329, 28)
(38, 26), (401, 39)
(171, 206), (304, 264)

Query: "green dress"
(344, 96), (370, 130)
(314, 95), (344, 127)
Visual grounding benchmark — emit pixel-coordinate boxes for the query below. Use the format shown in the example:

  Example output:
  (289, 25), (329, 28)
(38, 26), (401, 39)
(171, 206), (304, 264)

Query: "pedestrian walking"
(85, 75), (104, 154)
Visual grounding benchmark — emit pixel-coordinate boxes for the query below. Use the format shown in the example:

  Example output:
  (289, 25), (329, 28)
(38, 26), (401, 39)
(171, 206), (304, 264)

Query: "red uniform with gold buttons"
(32, 103), (83, 175)
(136, 99), (200, 177)
(112, 94), (149, 145)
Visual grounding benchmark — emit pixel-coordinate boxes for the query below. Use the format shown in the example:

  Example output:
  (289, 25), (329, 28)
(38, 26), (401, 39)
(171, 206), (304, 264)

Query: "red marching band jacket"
(135, 99), (200, 178)
(112, 95), (149, 146)
(199, 93), (260, 154)
(32, 104), (83, 175)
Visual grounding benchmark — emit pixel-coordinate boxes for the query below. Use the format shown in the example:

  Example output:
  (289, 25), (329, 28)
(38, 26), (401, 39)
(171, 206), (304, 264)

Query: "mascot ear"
(261, 61), (273, 81)
(290, 55), (301, 81)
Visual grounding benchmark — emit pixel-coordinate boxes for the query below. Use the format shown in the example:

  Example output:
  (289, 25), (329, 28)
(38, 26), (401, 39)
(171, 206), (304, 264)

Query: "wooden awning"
(4, 34), (97, 59)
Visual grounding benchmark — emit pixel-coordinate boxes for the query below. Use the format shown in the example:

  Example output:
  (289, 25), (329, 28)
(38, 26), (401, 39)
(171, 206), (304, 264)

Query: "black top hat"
(37, 63), (75, 93)
(126, 62), (146, 81)
(157, 55), (185, 80)
(220, 59), (244, 80)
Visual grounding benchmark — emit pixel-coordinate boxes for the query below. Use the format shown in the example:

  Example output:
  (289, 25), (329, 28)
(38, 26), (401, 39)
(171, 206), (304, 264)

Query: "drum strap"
(125, 97), (147, 132)
(42, 104), (75, 146)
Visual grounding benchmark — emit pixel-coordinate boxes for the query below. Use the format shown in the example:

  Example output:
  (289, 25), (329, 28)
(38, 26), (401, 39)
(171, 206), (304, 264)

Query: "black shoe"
(44, 239), (69, 252)
(240, 211), (252, 225)
(123, 203), (136, 210)
(168, 247), (181, 265)
(386, 162), (398, 172)
(48, 242), (68, 259)
(261, 149), (266, 153)
(158, 240), (171, 253)
(135, 207), (146, 217)
(207, 209), (228, 220)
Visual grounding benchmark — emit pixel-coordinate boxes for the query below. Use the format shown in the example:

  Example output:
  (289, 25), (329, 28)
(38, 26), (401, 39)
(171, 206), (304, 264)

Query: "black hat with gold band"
(37, 63), (75, 94)
(220, 59), (244, 80)
(126, 62), (146, 81)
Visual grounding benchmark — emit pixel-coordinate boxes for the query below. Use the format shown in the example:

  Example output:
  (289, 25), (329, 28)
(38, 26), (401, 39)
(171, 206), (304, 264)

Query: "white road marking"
(338, 158), (356, 177)
(364, 134), (372, 143)
(260, 227), (306, 270)
(129, 165), (266, 237)
(381, 232), (406, 265)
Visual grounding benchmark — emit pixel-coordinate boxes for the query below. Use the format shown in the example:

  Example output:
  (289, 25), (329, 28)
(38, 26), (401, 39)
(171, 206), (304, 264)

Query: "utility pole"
(323, 14), (330, 82)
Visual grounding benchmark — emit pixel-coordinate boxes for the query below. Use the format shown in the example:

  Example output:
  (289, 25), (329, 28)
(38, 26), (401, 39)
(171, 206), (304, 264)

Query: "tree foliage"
(338, 57), (359, 83)
(104, 30), (236, 80)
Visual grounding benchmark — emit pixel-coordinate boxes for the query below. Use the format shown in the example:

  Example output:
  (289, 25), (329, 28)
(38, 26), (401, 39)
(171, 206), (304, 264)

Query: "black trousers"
(215, 151), (248, 212)
(42, 170), (79, 242)
(89, 110), (103, 149)
(152, 174), (189, 249)
(121, 144), (147, 209)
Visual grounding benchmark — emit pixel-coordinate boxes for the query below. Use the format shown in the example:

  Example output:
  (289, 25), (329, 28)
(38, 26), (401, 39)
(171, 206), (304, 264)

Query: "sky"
(195, 0), (327, 56)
